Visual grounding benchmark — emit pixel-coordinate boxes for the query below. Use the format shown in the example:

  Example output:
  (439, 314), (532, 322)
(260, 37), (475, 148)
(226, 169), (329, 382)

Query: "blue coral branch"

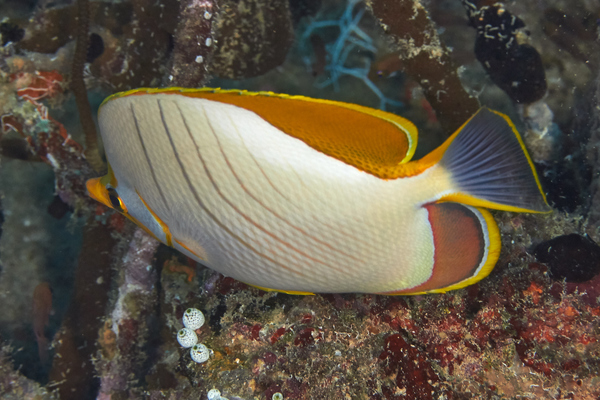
(299, 0), (403, 110)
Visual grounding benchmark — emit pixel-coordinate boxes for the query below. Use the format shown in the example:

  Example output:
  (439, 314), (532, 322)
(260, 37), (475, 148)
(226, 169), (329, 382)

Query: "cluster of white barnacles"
(176, 307), (212, 363)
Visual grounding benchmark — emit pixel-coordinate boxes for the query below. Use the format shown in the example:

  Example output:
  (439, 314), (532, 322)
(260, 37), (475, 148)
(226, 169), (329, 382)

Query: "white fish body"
(88, 89), (550, 294)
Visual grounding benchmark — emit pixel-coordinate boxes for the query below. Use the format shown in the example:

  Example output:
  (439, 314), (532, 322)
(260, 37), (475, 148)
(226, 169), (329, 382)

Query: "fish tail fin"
(386, 108), (549, 295)
(437, 108), (551, 213)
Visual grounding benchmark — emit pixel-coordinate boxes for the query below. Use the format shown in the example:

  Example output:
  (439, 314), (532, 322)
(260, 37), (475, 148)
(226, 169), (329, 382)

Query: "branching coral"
(72, 0), (104, 173)
(170, 0), (218, 87)
(300, 0), (403, 110)
(209, 0), (294, 80)
(95, 228), (160, 398)
(366, 0), (480, 133)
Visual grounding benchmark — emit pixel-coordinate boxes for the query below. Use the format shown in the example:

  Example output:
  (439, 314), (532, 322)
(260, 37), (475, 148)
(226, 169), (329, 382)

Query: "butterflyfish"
(86, 88), (550, 295)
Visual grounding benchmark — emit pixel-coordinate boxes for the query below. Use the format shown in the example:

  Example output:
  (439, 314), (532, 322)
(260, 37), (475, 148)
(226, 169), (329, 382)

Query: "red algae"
(270, 327), (287, 344)
(262, 351), (277, 365)
(300, 314), (313, 324)
(293, 327), (316, 347)
(250, 324), (262, 341)
(217, 276), (250, 295)
(380, 333), (445, 399)
(264, 384), (283, 400)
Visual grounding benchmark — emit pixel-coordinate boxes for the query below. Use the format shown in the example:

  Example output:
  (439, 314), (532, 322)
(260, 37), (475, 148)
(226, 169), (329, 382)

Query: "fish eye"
(107, 187), (125, 212)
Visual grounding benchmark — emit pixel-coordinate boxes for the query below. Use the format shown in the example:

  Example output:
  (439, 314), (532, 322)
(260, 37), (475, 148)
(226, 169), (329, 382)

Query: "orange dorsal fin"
(107, 88), (419, 179)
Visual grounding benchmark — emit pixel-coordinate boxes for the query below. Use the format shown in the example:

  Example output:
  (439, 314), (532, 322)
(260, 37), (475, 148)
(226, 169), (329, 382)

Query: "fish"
(32, 282), (52, 363)
(86, 88), (550, 295)
(368, 51), (403, 81)
(309, 34), (327, 77)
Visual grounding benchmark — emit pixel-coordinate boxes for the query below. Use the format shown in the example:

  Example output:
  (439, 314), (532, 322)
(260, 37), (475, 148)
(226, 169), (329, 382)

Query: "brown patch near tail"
(394, 203), (485, 294)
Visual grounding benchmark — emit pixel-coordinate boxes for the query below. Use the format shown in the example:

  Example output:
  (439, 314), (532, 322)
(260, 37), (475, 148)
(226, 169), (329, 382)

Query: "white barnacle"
(204, 11), (212, 20)
(207, 389), (221, 400)
(190, 343), (210, 363)
(205, 37), (212, 47)
(183, 308), (205, 330)
(177, 328), (198, 348)
(195, 55), (204, 64)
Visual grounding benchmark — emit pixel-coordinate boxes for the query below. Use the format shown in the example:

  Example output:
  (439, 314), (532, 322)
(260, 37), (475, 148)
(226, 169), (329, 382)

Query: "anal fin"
(384, 202), (500, 295)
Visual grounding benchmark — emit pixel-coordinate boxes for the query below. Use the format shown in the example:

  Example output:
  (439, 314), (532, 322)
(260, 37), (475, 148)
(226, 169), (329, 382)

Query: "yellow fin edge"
(408, 108), (551, 208)
(249, 284), (315, 296)
(438, 193), (552, 214)
(490, 109), (549, 208)
(136, 190), (173, 246)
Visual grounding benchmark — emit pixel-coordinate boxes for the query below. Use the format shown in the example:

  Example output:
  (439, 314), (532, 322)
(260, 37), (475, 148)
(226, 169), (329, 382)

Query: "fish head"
(86, 163), (167, 243)
(86, 163), (123, 212)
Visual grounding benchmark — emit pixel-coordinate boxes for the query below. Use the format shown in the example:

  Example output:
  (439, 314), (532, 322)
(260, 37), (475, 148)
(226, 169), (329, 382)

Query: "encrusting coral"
(366, 0), (480, 134)
(94, 228), (160, 398)
(170, 0), (218, 87)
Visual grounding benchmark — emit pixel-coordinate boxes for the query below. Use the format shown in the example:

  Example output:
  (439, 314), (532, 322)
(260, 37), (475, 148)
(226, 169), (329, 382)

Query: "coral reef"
(170, 0), (218, 87)
(462, 1), (547, 105)
(298, 0), (404, 110)
(367, 0), (480, 134)
(2, 0), (600, 399)
(95, 228), (160, 399)
(209, 0), (294, 80)
(13, 1), (178, 90)
(48, 223), (117, 399)
(137, 234), (600, 399)
(171, 0), (295, 86)
(0, 344), (57, 400)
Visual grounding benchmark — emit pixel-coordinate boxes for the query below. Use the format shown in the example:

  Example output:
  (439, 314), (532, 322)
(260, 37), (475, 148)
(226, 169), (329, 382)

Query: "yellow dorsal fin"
(105, 88), (419, 179)
(249, 283), (315, 296)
